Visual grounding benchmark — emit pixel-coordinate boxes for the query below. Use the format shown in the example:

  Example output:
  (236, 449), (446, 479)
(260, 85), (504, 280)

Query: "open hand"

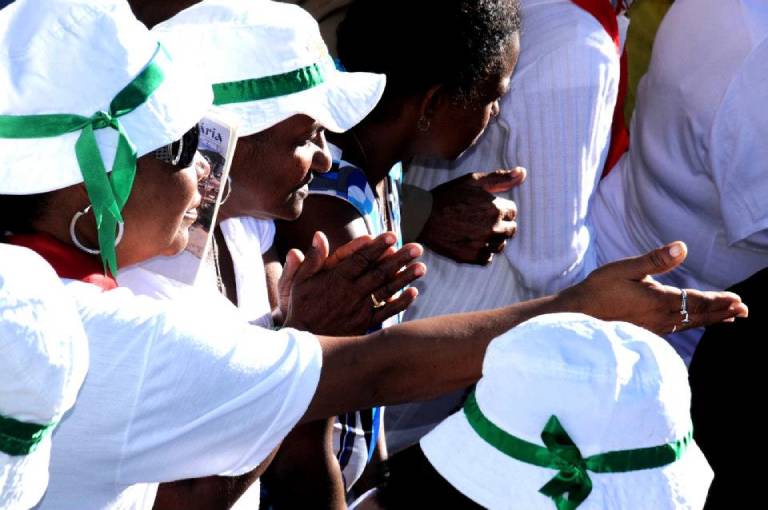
(418, 168), (526, 265)
(561, 241), (748, 334)
(280, 231), (426, 335)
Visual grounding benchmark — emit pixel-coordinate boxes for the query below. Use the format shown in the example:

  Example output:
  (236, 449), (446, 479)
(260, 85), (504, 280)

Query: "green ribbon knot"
(0, 45), (168, 274)
(462, 391), (692, 510)
(538, 415), (593, 510)
(0, 414), (56, 457)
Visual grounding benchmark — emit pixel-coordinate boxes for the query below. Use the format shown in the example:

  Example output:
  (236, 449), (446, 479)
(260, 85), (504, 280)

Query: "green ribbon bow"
(0, 414), (56, 457)
(0, 45), (167, 275)
(463, 391), (692, 510)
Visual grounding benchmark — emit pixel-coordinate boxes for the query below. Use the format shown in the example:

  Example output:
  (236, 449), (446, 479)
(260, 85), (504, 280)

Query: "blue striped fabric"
(310, 149), (403, 488)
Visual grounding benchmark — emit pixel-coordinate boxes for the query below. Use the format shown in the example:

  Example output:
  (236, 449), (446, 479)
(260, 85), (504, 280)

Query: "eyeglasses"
(151, 123), (200, 168)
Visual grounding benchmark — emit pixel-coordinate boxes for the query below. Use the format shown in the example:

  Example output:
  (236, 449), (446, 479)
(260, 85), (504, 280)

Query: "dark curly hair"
(337, 0), (521, 107)
(0, 193), (50, 239)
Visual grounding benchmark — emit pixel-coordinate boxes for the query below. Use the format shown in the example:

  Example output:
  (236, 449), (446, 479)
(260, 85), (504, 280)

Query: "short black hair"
(0, 193), (50, 238)
(374, 444), (485, 509)
(337, 0), (521, 104)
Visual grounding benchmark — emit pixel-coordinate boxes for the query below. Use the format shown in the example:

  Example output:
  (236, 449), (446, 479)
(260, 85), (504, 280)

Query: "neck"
(329, 118), (414, 190)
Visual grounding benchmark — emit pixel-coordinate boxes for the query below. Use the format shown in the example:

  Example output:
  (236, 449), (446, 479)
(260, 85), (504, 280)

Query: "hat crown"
(476, 313), (691, 457)
(421, 313), (711, 509)
(154, 0), (334, 86)
(0, 0), (158, 119)
(0, 0), (212, 196)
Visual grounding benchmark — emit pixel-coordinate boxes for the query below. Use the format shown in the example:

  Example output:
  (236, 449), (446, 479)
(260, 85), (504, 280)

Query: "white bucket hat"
(0, 0), (213, 274)
(0, 245), (89, 510)
(152, 0), (386, 137)
(421, 313), (713, 510)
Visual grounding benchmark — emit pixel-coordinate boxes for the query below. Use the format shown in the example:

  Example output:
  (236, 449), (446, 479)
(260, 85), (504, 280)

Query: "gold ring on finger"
(371, 293), (387, 309)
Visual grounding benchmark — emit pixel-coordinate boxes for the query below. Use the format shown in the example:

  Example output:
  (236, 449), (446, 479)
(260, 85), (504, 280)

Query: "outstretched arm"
(303, 241), (747, 422)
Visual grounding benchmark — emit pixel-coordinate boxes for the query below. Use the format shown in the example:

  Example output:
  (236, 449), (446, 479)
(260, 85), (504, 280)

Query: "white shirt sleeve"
(709, 38), (768, 248)
(501, 18), (619, 294)
(113, 292), (321, 484)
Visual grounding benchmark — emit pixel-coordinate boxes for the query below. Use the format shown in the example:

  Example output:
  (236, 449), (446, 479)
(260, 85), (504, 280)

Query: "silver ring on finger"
(679, 288), (690, 325)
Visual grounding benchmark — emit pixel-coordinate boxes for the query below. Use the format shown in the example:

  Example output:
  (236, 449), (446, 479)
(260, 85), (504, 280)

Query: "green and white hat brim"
(152, 0), (385, 138)
(0, 436), (51, 509)
(421, 410), (712, 509)
(213, 64), (386, 136)
(0, 44), (212, 195)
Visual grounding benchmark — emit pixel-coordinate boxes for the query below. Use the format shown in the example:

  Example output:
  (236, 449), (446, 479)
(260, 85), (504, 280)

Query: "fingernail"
(409, 246), (421, 257)
(413, 265), (425, 276)
(312, 233), (320, 249)
(668, 244), (683, 258)
(384, 233), (395, 245)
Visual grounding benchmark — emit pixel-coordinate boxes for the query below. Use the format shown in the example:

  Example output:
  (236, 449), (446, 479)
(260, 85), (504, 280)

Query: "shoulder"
(310, 160), (376, 219)
(221, 216), (276, 254)
(517, 0), (619, 69)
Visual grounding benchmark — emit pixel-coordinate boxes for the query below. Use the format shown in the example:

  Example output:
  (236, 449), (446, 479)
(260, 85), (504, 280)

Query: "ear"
(74, 183), (91, 208)
(417, 83), (449, 123)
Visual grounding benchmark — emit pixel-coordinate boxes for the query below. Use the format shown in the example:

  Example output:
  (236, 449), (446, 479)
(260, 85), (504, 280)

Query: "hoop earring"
(219, 176), (233, 205)
(417, 115), (431, 132)
(69, 205), (124, 255)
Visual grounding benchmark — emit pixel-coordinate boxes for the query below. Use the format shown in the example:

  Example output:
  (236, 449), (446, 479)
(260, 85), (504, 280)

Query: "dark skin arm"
(267, 195), (387, 509)
(298, 240), (748, 422)
(416, 168), (526, 265)
(263, 245), (282, 310)
(153, 450), (278, 510)
(276, 193), (368, 260)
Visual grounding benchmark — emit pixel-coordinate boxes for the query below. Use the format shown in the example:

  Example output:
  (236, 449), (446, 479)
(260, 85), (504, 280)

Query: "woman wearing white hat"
(0, 1), (748, 509)
(362, 314), (713, 510)
(127, 1), (424, 507)
(0, 245), (88, 510)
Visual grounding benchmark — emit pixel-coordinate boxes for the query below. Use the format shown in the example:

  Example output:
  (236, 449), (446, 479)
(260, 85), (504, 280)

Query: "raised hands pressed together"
(418, 168), (526, 265)
(279, 231), (426, 335)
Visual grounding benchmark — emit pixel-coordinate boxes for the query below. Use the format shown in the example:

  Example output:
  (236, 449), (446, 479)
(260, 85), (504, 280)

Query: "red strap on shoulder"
(570, 0), (630, 178)
(6, 233), (117, 291)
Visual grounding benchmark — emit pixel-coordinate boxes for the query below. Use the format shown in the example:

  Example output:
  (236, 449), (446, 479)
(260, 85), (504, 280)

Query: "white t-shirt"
(593, 0), (768, 361)
(389, 0), (622, 452)
(219, 216), (275, 328)
(35, 279), (321, 510)
(1, 245), (88, 510)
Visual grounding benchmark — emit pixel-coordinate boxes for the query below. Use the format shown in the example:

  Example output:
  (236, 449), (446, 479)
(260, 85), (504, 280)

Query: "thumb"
(615, 241), (688, 280)
(280, 248), (305, 290)
(294, 231), (330, 281)
(475, 167), (527, 193)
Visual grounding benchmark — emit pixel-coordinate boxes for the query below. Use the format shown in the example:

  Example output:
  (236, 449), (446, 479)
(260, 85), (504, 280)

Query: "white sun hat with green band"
(0, 0), (213, 274)
(420, 313), (713, 510)
(0, 245), (89, 509)
(152, 0), (385, 137)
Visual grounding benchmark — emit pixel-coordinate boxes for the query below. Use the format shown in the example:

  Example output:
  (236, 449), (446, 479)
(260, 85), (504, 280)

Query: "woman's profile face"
(426, 34), (520, 160)
(116, 150), (209, 267)
(222, 114), (333, 221)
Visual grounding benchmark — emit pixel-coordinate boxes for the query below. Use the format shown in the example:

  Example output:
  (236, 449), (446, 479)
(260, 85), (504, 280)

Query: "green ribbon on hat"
(212, 62), (326, 105)
(463, 391), (692, 510)
(0, 414), (56, 456)
(0, 45), (167, 275)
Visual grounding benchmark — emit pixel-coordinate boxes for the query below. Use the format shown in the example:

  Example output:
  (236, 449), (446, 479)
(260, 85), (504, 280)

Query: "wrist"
(551, 285), (591, 316)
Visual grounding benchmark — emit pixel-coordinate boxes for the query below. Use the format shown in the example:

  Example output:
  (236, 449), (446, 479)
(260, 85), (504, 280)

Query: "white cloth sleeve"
(115, 294), (321, 484)
(709, 38), (768, 248)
